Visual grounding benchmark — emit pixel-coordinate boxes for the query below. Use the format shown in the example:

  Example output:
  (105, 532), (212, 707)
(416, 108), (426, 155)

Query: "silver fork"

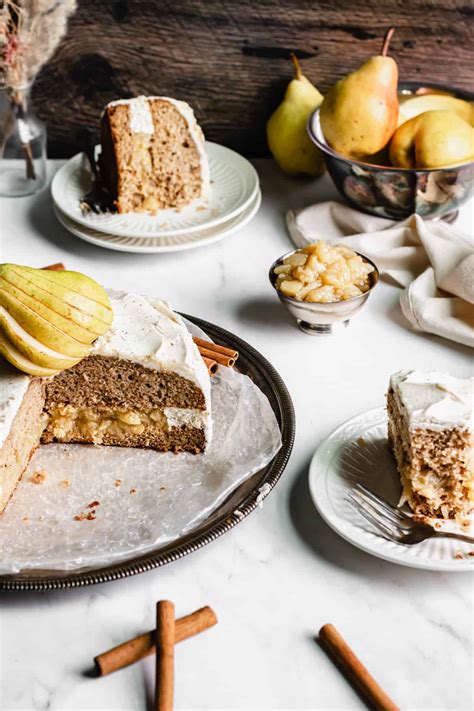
(347, 483), (474, 545)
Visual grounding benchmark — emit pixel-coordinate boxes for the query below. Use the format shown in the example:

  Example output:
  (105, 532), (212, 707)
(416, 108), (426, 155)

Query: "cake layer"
(41, 405), (206, 453)
(0, 377), (47, 512)
(99, 96), (209, 213)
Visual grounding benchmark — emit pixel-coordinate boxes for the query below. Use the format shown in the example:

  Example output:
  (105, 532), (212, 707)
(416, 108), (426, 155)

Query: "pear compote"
(274, 241), (374, 304)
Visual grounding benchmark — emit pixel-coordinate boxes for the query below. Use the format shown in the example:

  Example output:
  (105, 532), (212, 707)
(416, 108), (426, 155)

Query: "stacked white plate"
(51, 142), (261, 253)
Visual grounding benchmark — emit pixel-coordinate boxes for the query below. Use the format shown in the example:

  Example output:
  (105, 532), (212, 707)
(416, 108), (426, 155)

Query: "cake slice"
(99, 96), (210, 214)
(41, 291), (211, 453)
(387, 370), (473, 520)
(0, 364), (47, 513)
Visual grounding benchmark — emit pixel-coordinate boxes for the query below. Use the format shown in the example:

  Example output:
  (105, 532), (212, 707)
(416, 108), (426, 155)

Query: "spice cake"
(387, 370), (473, 520)
(0, 289), (212, 514)
(99, 96), (210, 214)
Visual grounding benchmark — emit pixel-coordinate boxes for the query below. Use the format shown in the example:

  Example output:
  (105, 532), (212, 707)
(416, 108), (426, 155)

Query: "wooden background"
(33, 0), (474, 157)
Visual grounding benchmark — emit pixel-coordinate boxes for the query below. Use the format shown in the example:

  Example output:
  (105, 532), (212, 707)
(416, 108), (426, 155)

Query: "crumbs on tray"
(30, 469), (47, 485)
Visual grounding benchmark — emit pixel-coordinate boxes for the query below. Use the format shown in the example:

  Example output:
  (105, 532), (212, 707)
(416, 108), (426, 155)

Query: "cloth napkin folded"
(286, 201), (474, 348)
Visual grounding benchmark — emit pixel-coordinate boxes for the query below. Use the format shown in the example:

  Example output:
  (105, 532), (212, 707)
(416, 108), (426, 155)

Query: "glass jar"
(0, 83), (47, 197)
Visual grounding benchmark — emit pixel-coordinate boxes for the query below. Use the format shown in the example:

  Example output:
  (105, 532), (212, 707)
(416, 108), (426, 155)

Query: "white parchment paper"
(0, 365), (282, 574)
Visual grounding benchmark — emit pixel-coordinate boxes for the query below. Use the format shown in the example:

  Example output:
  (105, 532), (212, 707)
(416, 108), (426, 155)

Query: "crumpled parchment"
(0, 362), (282, 574)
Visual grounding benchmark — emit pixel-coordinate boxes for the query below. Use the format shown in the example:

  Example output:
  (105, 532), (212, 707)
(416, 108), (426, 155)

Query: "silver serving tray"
(0, 316), (295, 591)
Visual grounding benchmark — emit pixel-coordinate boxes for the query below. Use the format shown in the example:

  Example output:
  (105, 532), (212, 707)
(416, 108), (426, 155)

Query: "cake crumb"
(74, 510), (96, 522)
(30, 469), (47, 485)
(22, 516), (29, 523)
(468, 552), (474, 557)
(454, 551), (464, 560)
(129, 488), (137, 495)
(87, 500), (100, 508)
(114, 479), (122, 488)
(59, 479), (70, 489)
(160, 486), (166, 492)
(357, 437), (367, 448)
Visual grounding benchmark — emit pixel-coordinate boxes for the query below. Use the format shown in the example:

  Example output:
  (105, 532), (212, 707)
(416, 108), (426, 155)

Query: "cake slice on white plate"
(387, 370), (473, 520)
(99, 96), (210, 214)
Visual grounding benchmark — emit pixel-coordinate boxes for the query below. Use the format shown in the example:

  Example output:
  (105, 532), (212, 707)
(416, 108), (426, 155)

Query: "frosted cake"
(99, 96), (210, 213)
(387, 370), (473, 520)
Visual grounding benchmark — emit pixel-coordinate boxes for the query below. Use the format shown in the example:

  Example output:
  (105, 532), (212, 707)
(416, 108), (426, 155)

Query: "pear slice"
(0, 328), (63, 377)
(1, 267), (111, 337)
(27, 267), (113, 320)
(0, 305), (86, 370)
(0, 286), (95, 357)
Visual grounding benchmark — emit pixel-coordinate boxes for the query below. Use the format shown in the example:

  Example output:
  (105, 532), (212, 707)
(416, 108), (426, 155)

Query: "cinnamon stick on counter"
(94, 606), (218, 676)
(156, 600), (175, 711)
(319, 624), (399, 711)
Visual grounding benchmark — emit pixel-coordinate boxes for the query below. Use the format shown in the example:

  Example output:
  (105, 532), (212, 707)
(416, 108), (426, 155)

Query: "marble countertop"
(0, 161), (472, 711)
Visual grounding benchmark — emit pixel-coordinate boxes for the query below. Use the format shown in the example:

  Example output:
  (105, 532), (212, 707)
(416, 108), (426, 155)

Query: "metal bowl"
(269, 249), (379, 335)
(307, 82), (474, 221)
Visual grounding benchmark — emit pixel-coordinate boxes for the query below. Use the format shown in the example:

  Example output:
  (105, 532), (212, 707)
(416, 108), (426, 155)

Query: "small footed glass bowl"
(269, 249), (379, 335)
(307, 82), (474, 221)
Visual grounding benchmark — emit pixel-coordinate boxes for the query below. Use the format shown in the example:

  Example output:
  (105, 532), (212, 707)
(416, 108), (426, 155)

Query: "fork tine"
(347, 494), (402, 542)
(351, 488), (411, 530)
(354, 483), (409, 522)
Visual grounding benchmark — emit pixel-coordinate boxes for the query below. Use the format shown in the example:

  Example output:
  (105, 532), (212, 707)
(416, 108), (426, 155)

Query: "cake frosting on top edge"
(0, 363), (30, 448)
(389, 370), (473, 432)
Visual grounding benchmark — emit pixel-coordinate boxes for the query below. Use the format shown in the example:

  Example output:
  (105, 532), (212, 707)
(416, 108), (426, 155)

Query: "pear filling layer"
(44, 405), (205, 444)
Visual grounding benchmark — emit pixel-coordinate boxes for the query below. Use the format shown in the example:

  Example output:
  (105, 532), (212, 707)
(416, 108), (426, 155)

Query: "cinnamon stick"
(197, 345), (236, 368)
(42, 262), (65, 271)
(319, 624), (399, 711)
(202, 356), (218, 376)
(94, 606), (217, 676)
(156, 600), (175, 711)
(192, 336), (238, 361)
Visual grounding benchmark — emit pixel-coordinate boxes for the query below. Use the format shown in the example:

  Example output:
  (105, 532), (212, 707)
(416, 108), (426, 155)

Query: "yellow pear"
(398, 94), (474, 127)
(267, 54), (325, 177)
(320, 28), (399, 159)
(390, 110), (474, 169)
(0, 264), (113, 376)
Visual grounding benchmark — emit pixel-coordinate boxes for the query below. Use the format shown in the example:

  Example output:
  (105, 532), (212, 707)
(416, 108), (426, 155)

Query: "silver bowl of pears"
(307, 28), (474, 220)
(269, 241), (379, 335)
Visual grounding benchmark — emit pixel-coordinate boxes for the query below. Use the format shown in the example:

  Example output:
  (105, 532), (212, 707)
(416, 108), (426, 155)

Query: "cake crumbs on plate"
(22, 516), (29, 523)
(160, 486), (166, 492)
(59, 479), (70, 489)
(87, 500), (100, 508)
(129, 488), (137, 495)
(468, 551), (474, 557)
(30, 469), (47, 485)
(454, 551), (464, 560)
(114, 479), (122, 487)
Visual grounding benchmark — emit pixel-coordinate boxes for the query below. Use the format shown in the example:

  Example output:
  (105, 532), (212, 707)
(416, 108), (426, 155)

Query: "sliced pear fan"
(0, 264), (113, 376)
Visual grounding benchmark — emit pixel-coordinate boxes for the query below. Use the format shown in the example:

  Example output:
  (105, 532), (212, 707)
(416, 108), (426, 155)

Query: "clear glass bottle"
(0, 83), (47, 197)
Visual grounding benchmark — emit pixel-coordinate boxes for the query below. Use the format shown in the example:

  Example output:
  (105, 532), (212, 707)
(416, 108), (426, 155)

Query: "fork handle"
(435, 531), (474, 544)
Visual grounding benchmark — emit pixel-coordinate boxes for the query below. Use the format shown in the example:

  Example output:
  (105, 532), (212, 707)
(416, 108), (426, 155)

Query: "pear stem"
(290, 52), (303, 80)
(380, 27), (395, 57)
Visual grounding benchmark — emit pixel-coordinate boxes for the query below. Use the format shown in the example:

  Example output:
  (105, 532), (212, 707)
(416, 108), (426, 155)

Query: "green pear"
(390, 110), (474, 169)
(320, 28), (399, 159)
(398, 94), (474, 127)
(0, 264), (113, 376)
(267, 54), (325, 176)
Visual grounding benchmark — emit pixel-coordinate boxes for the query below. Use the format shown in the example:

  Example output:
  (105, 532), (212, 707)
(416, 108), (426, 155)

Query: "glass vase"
(0, 83), (47, 197)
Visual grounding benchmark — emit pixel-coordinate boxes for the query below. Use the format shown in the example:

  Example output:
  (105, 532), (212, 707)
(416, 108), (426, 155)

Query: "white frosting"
(0, 360), (30, 448)
(92, 291), (211, 436)
(104, 96), (210, 198)
(390, 370), (473, 432)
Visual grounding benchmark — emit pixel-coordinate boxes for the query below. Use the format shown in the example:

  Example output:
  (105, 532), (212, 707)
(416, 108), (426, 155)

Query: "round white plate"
(51, 142), (259, 238)
(54, 189), (261, 253)
(309, 408), (474, 572)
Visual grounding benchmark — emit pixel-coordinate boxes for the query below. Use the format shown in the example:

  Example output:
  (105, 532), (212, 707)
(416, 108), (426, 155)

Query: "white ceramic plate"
(53, 189), (261, 253)
(309, 407), (474, 572)
(51, 142), (259, 238)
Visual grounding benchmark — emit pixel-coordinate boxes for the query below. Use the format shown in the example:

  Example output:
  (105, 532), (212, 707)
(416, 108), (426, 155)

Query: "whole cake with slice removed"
(99, 96), (210, 214)
(0, 264), (212, 514)
(387, 370), (473, 520)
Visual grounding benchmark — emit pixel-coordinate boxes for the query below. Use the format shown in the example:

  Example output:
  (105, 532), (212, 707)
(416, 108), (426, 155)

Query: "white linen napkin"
(286, 201), (474, 348)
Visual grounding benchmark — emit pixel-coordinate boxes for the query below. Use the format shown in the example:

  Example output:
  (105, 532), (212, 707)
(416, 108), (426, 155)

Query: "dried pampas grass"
(0, 0), (77, 90)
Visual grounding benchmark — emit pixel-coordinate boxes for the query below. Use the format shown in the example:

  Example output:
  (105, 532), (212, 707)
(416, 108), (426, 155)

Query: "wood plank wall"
(33, 0), (474, 157)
